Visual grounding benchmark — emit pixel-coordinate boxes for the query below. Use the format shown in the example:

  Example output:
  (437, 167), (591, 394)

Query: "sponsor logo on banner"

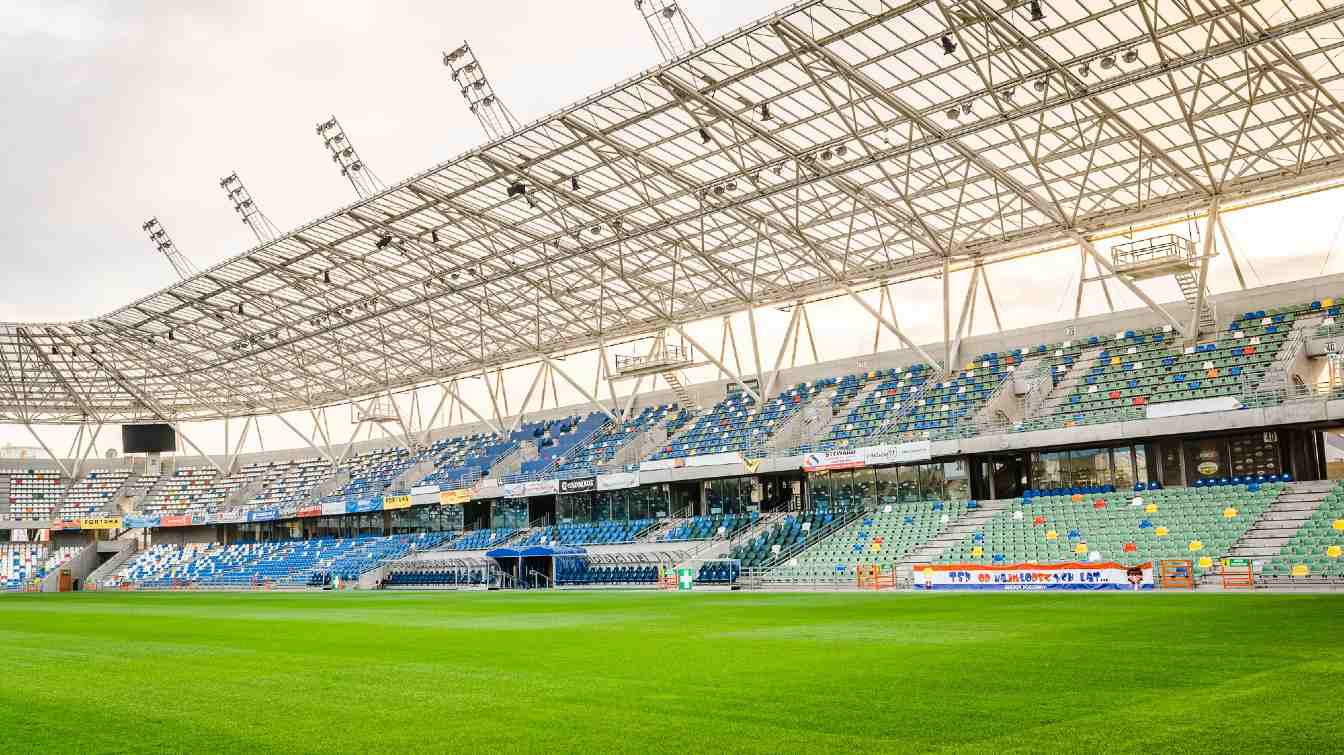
(502, 483), (526, 498)
(558, 477), (597, 495)
(213, 509), (243, 524)
(743, 458), (762, 474)
(915, 562), (1154, 591)
(49, 520), (81, 531)
(159, 515), (192, 528)
(297, 505), (322, 518)
(596, 472), (639, 491)
(191, 514), (209, 527)
(321, 501), (347, 517)
(802, 450), (865, 472)
(382, 494), (412, 511)
(248, 508), (278, 522)
(861, 440), (932, 466)
(345, 498), (383, 514)
(122, 514), (160, 529)
(76, 515), (122, 529)
(438, 489), (473, 506)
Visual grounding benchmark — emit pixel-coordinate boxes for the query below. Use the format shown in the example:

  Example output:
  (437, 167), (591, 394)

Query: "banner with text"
(382, 494), (412, 511)
(596, 471), (640, 491)
(557, 477), (598, 495)
(914, 562), (1153, 590)
(438, 489), (473, 506)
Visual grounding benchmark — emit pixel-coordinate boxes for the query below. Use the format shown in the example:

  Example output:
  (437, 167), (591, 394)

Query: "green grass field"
(1, 591), (1340, 753)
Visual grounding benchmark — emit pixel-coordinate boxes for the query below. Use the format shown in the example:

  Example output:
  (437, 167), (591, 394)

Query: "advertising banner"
(596, 471), (640, 491)
(557, 477), (597, 495)
(382, 494), (412, 511)
(914, 562), (1154, 591)
(159, 515), (192, 528)
(122, 514), (160, 529)
(49, 520), (81, 531)
(213, 509), (244, 524)
(76, 515), (124, 529)
(321, 501), (347, 517)
(297, 505), (323, 518)
(438, 489), (473, 506)
(802, 450), (865, 472)
(862, 440), (932, 465)
(247, 508), (278, 522)
(638, 457), (685, 472)
(520, 480), (558, 497)
(344, 498), (383, 514)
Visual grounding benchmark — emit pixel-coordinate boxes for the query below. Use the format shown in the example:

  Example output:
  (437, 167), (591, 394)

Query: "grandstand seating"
(650, 380), (833, 460)
(939, 484), (1281, 576)
(324, 445), (418, 503)
(110, 534), (444, 588)
(419, 433), (513, 488)
(447, 528), (516, 550)
(1, 543), (79, 590)
(769, 501), (970, 581)
(726, 511), (834, 569)
(516, 413), (607, 476)
(555, 559), (658, 585)
(57, 468), (131, 519)
(8, 470), (65, 520)
(1263, 481), (1344, 579)
(140, 466), (219, 516)
(553, 404), (681, 474)
(383, 567), (488, 588)
(521, 519), (654, 546)
(660, 513), (755, 542)
(247, 458), (331, 510)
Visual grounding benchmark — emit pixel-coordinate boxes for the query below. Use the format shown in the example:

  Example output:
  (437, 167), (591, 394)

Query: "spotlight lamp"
(1079, 62), (1091, 77)
(1033, 78), (1048, 92)
(1029, 1), (1045, 22)
(947, 107), (960, 121)
(961, 102), (973, 115)
(1122, 48), (1139, 64)
(1100, 55), (1116, 70)
(940, 34), (957, 55)
(835, 144), (849, 158)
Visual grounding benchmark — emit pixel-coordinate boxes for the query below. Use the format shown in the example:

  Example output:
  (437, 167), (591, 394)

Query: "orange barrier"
(1158, 559), (1195, 589)
(855, 564), (896, 590)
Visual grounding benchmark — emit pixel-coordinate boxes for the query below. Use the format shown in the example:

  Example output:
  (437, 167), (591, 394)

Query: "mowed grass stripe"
(0, 592), (1338, 753)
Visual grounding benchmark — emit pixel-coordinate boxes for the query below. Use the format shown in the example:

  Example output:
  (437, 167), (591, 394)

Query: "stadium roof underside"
(4, 0), (1344, 424)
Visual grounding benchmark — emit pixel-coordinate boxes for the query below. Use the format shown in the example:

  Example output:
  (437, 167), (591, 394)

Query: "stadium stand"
(523, 413), (607, 475)
(57, 468), (131, 519)
(247, 458), (332, 509)
(521, 519), (655, 546)
(108, 534), (446, 588)
(938, 483), (1281, 576)
(447, 528), (517, 550)
(140, 466), (219, 516)
(324, 445), (418, 503)
(555, 558), (659, 586)
(661, 513), (755, 542)
(1, 543), (79, 590)
(8, 470), (65, 520)
(1263, 481), (1344, 580)
(553, 404), (681, 474)
(768, 501), (972, 580)
(650, 380), (833, 460)
(419, 433), (514, 488)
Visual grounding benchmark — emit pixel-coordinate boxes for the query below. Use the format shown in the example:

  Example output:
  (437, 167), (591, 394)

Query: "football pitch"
(1, 591), (1340, 753)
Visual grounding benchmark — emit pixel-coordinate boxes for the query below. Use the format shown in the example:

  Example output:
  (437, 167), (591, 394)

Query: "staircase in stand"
(1197, 480), (1335, 586)
(1029, 346), (1103, 418)
(1175, 269), (1217, 334)
(895, 498), (1013, 581)
(661, 371), (700, 412)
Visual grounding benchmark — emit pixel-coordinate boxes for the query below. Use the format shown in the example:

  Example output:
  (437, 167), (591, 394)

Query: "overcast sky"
(2, 0), (1343, 457)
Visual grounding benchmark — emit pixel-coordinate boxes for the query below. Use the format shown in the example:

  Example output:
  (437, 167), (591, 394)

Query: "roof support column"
(539, 354), (617, 421)
(845, 285), (943, 372)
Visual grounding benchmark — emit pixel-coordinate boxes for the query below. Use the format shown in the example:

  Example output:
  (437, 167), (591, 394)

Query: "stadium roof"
(4, 0), (1344, 424)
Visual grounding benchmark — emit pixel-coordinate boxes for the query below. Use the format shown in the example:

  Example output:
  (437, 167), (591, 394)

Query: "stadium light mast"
(441, 42), (520, 141)
(315, 116), (382, 199)
(634, 0), (704, 62)
(219, 172), (280, 244)
(141, 217), (197, 280)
